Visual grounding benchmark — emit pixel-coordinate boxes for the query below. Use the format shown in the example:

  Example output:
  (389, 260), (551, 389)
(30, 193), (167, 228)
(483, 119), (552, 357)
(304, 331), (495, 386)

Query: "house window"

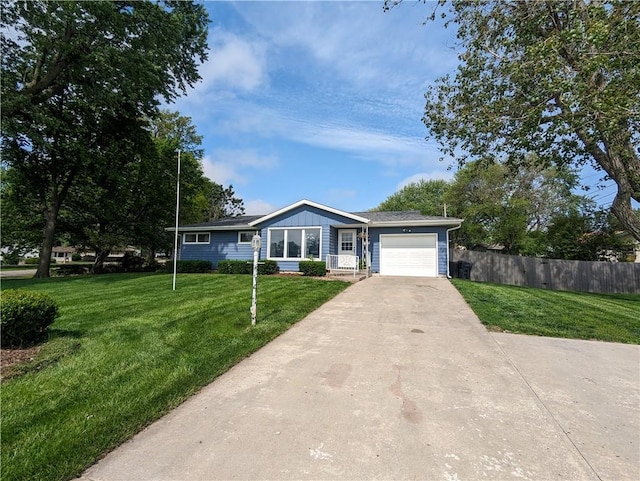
(238, 231), (255, 244)
(184, 233), (210, 244)
(268, 228), (321, 260)
(340, 232), (354, 252)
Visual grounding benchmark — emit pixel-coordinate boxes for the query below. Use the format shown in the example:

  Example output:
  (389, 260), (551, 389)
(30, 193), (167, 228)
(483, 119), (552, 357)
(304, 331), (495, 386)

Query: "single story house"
(170, 199), (463, 277)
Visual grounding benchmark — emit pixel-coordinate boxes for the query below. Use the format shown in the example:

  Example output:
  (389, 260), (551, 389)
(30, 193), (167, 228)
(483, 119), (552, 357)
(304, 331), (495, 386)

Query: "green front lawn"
(451, 279), (640, 344)
(1, 273), (349, 481)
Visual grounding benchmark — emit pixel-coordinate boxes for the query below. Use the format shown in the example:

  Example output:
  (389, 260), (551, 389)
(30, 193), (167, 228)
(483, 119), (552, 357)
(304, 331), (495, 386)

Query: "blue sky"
(170, 1), (620, 215)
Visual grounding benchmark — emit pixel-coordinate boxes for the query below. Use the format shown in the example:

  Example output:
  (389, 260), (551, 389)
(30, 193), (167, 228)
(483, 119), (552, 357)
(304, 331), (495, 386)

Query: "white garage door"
(379, 234), (438, 277)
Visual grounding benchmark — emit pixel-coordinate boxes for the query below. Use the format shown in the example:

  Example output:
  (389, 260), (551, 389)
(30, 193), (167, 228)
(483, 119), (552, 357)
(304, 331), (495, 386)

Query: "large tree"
(445, 159), (586, 254)
(372, 179), (449, 216)
(1, 1), (209, 277)
(386, 0), (640, 241)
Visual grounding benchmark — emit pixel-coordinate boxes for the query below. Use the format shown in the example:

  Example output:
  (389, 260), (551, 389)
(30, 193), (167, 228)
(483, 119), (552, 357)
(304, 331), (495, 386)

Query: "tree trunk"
(143, 248), (156, 266)
(35, 210), (57, 278)
(612, 191), (640, 242)
(91, 249), (110, 274)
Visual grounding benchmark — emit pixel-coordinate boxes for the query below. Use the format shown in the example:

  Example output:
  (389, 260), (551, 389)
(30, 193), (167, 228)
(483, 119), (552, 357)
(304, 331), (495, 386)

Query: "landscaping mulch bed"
(0, 346), (42, 380)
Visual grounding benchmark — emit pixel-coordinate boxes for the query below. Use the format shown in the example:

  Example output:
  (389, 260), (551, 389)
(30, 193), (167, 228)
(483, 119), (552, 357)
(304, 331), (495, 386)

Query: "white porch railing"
(326, 254), (359, 277)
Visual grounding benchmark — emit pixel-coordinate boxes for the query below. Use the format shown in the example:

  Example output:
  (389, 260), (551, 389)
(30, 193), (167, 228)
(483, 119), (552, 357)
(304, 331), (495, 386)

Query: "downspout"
(446, 224), (462, 278)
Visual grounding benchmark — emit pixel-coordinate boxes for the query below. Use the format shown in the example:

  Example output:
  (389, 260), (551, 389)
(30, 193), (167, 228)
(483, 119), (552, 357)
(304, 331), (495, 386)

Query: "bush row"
(1, 290), (59, 348)
(217, 259), (279, 275)
(164, 260), (212, 273)
(298, 261), (327, 277)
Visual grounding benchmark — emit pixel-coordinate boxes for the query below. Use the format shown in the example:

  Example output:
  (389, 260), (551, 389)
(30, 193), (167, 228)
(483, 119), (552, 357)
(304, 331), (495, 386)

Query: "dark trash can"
(457, 260), (473, 279)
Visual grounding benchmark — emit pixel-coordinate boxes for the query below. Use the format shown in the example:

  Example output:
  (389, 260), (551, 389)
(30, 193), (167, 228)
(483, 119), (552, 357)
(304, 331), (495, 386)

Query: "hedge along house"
(170, 199), (463, 278)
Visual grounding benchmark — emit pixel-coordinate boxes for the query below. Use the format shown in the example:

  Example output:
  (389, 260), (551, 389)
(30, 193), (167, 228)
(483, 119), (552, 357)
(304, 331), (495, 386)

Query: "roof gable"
(248, 199), (369, 226)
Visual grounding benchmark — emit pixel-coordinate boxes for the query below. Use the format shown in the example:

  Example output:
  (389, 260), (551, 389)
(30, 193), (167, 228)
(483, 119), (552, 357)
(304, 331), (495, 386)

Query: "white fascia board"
(334, 223), (368, 229)
(248, 199), (369, 226)
(165, 225), (252, 232)
(369, 219), (463, 228)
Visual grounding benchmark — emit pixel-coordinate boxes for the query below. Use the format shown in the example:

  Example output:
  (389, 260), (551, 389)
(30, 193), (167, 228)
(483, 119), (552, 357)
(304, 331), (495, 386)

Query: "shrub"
(298, 260), (327, 277)
(217, 259), (279, 275)
(1, 290), (59, 347)
(258, 260), (279, 275)
(71, 253), (82, 262)
(165, 260), (212, 273)
(24, 257), (55, 265)
(120, 252), (145, 272)
(2, 251), (21, 265)
(52, 265), (89, 276)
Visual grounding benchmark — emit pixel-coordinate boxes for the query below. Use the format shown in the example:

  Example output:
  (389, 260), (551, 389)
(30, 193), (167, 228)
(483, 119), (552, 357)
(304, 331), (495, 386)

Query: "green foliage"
(52, 265), (89, 277)
(452, 279), (640, 344)
(445, 159), (585, 254)
(374, 179), (449, 216)
(1, 1), (210, 277)
(166, 260), (212, 273)
(23, 257), (55, 265)
(0, 274), (349, 481)
(120, 253), (145, 272)
(71, 253), (82, 262)
(546, 209), (634, 261)
(0, 290), (59, 347)
(217, 260), (279, 275)
(396, 0), (640, 241)
(298, 260), (327, 277)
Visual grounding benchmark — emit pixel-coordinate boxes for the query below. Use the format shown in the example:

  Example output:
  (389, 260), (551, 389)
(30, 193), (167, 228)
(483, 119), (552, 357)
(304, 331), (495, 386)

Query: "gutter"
(446, 223), (462, 278)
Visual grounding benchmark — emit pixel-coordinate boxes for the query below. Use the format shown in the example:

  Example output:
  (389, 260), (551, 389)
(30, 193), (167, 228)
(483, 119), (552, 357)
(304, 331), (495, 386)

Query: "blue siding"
(180, 231), (253, 267)
(368, 226), (450, 276)
(179, 206), (366, 272)
(255, 205), (365, 272)
(179, 205), (453, 275)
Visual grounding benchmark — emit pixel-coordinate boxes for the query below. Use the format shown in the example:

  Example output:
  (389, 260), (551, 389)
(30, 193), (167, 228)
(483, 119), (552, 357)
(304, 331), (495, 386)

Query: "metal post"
(172, 150), (181, 291)
(250, 233), (261, 326)
(251, 247), (258, 326)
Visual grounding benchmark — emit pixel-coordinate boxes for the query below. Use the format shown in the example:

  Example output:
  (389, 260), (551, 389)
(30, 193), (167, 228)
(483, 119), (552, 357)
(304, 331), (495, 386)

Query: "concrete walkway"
(80, 277), (639, 481)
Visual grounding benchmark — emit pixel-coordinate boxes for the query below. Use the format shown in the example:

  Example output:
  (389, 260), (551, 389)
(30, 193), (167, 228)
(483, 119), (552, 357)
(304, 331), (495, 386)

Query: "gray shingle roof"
(179, 215), (263, 229)
(177, 210), (461, 230)
(351, 210), (455, 222)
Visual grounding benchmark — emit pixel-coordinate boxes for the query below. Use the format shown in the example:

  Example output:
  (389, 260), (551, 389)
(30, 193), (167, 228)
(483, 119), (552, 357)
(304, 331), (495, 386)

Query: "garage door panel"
(379, 234), (437, 277)
(381, 235), (436, 249)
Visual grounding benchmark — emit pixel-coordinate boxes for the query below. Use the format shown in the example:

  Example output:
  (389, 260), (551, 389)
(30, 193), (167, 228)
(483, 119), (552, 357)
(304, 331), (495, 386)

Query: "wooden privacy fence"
(450, 249), (640, 294)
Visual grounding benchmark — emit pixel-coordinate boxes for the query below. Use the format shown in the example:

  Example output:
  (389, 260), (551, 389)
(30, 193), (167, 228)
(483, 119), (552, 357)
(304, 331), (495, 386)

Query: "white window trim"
(267, 226), (322, 261)
(183, 232), (211, 244)
(238, 231), (256, 244)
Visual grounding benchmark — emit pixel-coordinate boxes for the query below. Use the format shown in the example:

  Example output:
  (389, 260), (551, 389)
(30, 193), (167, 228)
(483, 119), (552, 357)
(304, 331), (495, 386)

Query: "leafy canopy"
(373, 179), (449, 216)
(386, 0), (640, 240)
(0, 0), (209, 277)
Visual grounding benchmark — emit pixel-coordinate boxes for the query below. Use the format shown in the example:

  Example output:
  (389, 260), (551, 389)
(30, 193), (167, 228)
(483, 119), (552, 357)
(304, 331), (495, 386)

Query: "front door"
(338, 229), (357, 257)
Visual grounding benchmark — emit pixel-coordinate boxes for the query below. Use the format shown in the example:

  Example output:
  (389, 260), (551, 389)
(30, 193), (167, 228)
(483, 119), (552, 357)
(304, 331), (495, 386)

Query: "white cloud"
(231, 2), (458, 91)
(324, 188), (358, 208)
(201, 149), (278, 187)
(211, 101), (436, 166)
(243, 199), (277, 215)
(396, 171), (453, 190)
(195, 31), (266, 93)
(202, 157), (246, 186)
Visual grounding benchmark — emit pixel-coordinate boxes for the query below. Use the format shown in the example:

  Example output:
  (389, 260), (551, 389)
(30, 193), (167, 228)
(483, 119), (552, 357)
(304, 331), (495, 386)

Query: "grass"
(0, 273), (350, 481)
(451, 279), (640, 344)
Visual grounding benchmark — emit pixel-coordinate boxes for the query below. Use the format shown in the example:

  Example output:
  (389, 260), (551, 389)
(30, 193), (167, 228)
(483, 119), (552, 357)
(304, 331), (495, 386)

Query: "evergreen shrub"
(298, 261), (326, 277)
(1, 290), (59, 347)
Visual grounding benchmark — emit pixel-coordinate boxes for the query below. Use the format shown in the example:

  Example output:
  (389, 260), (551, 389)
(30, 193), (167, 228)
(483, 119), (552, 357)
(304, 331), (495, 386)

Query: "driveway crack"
(489, 333), (603, 481)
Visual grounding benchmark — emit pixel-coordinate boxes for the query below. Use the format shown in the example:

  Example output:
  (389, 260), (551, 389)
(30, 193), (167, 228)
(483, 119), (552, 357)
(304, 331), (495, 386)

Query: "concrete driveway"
(80, 277), (639, 481)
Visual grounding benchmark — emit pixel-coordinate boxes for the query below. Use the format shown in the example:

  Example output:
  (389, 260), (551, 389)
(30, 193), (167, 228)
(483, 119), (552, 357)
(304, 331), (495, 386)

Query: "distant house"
(169, 199), (463, 277)
(51, 246), (75, 263)
(615, 231), (640, 263)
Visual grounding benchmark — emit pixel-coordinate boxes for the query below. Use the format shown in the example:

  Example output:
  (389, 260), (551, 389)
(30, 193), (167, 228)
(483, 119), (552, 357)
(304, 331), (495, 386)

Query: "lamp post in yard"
(250, 233), (262, 326)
